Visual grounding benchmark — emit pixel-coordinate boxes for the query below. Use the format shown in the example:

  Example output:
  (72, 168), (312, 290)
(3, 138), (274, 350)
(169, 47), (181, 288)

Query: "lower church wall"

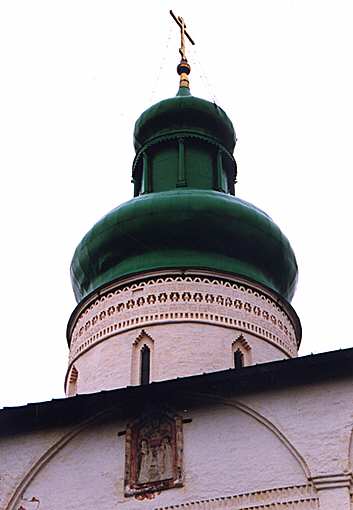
(0, 426), (72, 510)
(2, 378), (353, 510)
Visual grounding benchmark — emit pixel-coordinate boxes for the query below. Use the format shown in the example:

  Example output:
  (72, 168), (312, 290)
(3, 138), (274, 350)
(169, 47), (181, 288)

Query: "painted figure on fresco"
(137, 435), (174, 484)
(158, 436), (173, 479)
(124, 411), (183, 496)
(137, 439), (152, 484)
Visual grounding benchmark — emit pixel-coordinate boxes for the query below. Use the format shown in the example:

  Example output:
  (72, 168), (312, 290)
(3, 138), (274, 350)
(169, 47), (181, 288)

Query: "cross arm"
(169, 10), (195, 45)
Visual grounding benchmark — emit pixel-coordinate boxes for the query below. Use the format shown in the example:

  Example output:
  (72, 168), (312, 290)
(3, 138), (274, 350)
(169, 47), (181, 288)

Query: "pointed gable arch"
(67, 365), (79, 397)
(131, 330), (155, 385)
(133, 329), (155, 348)
(232, 334), (252, 367)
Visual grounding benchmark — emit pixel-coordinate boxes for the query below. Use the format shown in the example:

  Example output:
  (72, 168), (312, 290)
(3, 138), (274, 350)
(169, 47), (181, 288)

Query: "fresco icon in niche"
(124, 411), (183, 497)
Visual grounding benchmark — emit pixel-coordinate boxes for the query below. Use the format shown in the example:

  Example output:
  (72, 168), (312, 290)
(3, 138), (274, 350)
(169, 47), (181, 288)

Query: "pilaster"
(311, 474), (352, 510)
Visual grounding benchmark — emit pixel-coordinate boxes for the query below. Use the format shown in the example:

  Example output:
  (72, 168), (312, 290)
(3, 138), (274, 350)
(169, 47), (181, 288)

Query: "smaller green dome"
(134, 88), (236, 154)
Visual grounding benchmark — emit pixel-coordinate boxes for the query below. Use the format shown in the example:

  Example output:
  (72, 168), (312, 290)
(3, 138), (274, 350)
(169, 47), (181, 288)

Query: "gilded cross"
(170, 10), (195, 61)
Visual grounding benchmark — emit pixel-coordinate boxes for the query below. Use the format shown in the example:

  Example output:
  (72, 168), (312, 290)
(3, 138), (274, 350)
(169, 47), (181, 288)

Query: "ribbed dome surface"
(134, 89), (236, 154)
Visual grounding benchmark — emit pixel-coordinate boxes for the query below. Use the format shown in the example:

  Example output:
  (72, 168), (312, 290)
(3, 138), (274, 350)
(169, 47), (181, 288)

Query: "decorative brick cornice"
(154, 484), (318, 510)
(311, 473), (353, 491)
(68, 273), (299, 367)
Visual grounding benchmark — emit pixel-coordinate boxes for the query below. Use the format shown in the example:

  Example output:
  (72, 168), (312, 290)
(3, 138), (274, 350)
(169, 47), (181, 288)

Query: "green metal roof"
(134, 88), (236, 154)
(71, 189), (298, 303)
(10, 348), (353, 434)
(70, 87), (298, 306)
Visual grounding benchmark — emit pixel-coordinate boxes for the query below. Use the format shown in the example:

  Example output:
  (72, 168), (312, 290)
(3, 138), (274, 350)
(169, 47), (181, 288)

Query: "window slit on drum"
(140, 345), (151, 385)
(234, 349), (244, 369)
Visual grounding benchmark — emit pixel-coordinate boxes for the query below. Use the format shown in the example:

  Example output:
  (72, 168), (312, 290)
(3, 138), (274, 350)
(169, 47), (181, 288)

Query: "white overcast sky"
(1, 1), (353, 407)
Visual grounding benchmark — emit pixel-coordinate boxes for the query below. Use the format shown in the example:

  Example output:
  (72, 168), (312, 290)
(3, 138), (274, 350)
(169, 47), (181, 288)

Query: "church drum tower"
(66, 16), (300, 398)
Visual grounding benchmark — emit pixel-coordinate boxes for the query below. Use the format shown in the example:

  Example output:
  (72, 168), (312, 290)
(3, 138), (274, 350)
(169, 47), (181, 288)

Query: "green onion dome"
(71, 88), (298, 304)
(71, 189), (298, 303)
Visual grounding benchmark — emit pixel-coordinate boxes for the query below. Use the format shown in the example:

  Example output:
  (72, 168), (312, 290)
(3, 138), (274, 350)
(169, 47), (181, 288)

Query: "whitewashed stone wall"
(66, 271), (300, 395)
(2, 379), (352, 510)
(69, 324), (291, 395)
